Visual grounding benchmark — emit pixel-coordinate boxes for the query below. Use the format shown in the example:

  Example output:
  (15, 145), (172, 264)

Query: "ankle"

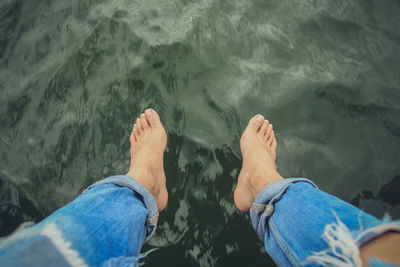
(126, 169), (154, 193)
(249, 171), (283, 199)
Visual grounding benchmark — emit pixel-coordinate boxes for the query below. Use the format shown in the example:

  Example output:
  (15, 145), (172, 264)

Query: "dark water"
(1, 0), (400, 266)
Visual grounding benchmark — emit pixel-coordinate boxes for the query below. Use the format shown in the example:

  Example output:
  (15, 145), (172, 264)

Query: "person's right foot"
(126, 109), (168, 212)
(234, 114), (284, 212)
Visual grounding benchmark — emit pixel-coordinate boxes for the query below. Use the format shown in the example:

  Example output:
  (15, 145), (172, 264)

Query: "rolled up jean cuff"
(84, 175), (159, 243)
(249, 178), (317, 241)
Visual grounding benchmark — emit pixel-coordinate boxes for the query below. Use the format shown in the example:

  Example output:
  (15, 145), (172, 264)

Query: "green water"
(1, 0), (400, 266)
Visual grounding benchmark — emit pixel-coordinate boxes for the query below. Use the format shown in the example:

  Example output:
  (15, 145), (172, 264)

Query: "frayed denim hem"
(303, 212), (400, 267)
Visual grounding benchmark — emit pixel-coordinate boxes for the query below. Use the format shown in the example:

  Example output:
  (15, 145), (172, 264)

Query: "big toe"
(145, 108), (162, 128)
(246, 114), (264, 133)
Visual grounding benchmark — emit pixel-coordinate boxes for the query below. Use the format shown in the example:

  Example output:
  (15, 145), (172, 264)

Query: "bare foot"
(234, 114), (284, 212)
(126, 108), (168, 211)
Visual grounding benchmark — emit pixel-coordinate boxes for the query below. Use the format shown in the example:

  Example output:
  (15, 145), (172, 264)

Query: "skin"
(359, 232), (400, 266)
(234, 114), (283, 212)
(126, 108), (168, 211)
(126, 110), (400, 264)
(233, 114), (400, 266)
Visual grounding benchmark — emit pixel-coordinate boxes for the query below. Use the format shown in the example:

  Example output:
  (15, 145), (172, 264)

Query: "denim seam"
(251, 203), (267, 213)
(250, 206), (265, 212)
(147, 218), (159, 226)
(270, 218), (301, 267)
(148, 219), (158, 226)
(146, 216), (159, 226)
(146, 214), (159, 222)
(264, 205), (274, 215)
(250, 208), (262, 212)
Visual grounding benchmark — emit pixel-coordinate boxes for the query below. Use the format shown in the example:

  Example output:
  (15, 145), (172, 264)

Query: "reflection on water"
(1, 0), (400, 266)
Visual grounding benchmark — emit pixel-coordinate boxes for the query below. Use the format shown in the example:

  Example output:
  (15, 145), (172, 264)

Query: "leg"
(235, 114), (400, 266)
(0, 109), (168, 267)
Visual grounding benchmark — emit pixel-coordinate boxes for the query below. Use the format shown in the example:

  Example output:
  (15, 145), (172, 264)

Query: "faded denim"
(0, 175), (158, 267)
(0, 175), (399, 266)
(250, 178), (400, 266)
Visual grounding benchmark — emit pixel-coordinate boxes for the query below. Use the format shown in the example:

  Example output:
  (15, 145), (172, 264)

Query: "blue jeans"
(0, 175), (399, 266)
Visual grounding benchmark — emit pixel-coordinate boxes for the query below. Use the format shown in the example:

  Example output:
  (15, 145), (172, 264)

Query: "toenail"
(256, 115), (264, 122)
(145, 109), (153, 117)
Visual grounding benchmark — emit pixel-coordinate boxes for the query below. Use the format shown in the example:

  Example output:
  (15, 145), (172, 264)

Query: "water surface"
(1, 0), (400, 266)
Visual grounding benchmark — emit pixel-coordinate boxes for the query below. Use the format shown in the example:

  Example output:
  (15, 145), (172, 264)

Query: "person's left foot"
(126, 109), (168, 211)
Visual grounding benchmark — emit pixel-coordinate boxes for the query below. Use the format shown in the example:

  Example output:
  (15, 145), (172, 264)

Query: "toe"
(145, 108), (162, 128)
(265, 124), (273, 141)
(258, 120), (269, 136)
(130, 125), (136, 142)
(247, 114), (264, 132)
(136, 118), (143, 134)
(140, 113), (149, 131)
(133, 124), (140, 141)
(269, 130), (275, 146)
(271, 136), (277, 151)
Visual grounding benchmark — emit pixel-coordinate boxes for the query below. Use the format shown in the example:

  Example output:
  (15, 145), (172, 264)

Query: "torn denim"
(250, 178), (400, 267)
(0, 175), (158, 267)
